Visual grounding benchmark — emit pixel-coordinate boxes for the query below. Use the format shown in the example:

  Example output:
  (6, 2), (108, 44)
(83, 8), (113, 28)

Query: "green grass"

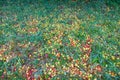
(0, 0), (120, 80)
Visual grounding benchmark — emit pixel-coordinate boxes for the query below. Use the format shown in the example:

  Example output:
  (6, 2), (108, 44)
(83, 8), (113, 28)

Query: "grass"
(0, 0), (120, 80)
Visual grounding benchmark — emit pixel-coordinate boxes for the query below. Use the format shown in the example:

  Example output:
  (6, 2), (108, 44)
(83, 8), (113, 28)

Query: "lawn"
(0, 0), (120, 80)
